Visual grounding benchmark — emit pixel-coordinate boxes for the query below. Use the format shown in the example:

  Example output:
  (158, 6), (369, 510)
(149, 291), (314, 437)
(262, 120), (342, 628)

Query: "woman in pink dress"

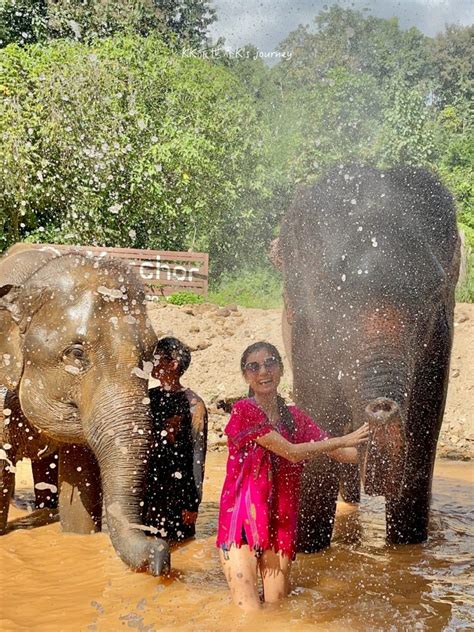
(216, 341), (369, 611)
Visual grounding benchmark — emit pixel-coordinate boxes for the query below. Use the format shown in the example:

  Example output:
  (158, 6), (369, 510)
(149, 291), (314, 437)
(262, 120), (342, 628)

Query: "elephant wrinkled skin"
(277, 165), (460, 550)
(0, 245), (170, 575)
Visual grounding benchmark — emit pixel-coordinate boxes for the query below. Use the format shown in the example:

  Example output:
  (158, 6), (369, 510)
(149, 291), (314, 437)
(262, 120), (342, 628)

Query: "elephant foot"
(297, 536), (332, 554)
(386, 495), (429, 545)
(297, 507), (335, 553)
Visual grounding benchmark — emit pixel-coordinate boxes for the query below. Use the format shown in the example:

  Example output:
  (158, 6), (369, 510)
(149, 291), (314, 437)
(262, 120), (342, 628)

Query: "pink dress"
(216, 398), (329, 560)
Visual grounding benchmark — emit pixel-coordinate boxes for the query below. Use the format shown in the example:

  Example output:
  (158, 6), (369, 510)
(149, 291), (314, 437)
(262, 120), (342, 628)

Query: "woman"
(216, 341), (369, 611)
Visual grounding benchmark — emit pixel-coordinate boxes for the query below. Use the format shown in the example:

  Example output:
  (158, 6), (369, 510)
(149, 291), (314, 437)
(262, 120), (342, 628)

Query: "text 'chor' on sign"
(25, 243), (209, 297)
(139, 255), (200, 283)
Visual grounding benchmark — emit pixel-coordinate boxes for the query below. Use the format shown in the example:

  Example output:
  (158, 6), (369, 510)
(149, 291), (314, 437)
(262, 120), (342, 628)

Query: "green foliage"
(430, 25), (473, 107)
(291, 69), (383, 181)
(0, 35), (272, 271)
(208, 266), (283, 309)
(455, 251), (474, 303)
(375, 76), (436, 167)
(167, 291), (204, 305)
(0, 4), (472, 304)
(277, 6), (431, 89)
(0, 0), (216, 47)
(436, 102), (474, 239)
(0, 0), (47, 46)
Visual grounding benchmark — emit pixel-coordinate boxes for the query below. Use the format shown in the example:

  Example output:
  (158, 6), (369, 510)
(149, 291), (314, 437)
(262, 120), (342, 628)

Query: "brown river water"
(1, 454), (472, 632)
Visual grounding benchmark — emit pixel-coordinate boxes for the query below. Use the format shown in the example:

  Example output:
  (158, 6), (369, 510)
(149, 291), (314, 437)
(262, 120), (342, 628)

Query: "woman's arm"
(327, 446), (360, 464)
(256, 423), (369, 464)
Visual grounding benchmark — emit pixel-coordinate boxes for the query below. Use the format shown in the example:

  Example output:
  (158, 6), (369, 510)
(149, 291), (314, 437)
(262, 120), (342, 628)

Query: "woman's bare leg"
(219, 546), (261, 611)
(260, 549), (292, 604)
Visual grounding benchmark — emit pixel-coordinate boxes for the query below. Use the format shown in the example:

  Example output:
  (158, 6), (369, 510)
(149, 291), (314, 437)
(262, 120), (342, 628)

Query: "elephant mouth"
(359, 398), (406, 498)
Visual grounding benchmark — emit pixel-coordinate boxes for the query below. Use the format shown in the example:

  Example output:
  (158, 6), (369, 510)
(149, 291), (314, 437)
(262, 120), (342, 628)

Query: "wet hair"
(152, 336), (191, 376)
(240, 341), (295, 436)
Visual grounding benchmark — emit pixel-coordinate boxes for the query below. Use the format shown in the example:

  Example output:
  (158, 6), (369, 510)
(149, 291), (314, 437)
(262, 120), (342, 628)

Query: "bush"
(208, 265), (283, 309)
(456, 251), (474, 303)
(0, 35), (273, 274)
(167, 291), (204, 306)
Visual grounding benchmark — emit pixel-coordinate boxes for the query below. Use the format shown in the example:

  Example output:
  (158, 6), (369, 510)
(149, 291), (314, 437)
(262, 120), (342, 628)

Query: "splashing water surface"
(1, 455), (472, 631)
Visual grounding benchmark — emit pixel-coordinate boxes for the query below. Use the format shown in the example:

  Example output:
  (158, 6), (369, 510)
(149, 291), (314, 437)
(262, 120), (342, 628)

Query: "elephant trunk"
(85, 390), (170, 576)
(352, 334), (410, 498)
(359, 398), (406, 498)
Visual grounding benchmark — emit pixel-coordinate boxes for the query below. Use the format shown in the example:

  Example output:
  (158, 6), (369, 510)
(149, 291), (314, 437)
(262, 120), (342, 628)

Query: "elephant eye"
(63, 344), (86, 361)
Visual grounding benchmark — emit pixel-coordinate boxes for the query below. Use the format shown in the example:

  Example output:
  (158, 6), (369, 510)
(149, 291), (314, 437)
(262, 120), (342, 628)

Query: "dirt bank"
(147, 302), (474, 460)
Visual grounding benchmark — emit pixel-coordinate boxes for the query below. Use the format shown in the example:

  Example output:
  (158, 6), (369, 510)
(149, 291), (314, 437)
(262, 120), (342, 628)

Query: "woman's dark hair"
(153, 336), (191, 376)
(240, 341), (295, 436)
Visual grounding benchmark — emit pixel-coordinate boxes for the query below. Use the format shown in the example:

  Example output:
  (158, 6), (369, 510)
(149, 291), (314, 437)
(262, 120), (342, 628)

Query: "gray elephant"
(0, 244), (170, 575)
(277, 165), (460, 550)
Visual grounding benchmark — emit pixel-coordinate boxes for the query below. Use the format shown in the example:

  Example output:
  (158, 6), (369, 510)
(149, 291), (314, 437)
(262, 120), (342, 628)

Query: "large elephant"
(0, 245), (170, 575)
(277, 165), (460, 550)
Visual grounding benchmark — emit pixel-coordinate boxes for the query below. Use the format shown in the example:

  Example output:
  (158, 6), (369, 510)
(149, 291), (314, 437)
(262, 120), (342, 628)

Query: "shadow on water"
(0, 457), (472, 632)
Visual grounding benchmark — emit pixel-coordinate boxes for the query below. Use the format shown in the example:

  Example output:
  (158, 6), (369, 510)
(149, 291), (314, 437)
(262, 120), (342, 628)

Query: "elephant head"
(0, 248), (170, 575)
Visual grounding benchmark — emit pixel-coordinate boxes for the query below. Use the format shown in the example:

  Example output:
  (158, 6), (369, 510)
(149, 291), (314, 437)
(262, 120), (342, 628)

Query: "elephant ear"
(0, 284), (22, 322)
(0, 284), (51, 333)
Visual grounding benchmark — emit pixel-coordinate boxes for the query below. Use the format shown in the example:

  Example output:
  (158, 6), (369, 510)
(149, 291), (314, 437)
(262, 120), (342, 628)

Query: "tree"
(430, 24), (473, 107)
(374, 77), (436, 167)
(276, 6), (431, 89)
(0, 0), (48, 46)
(0, 35), (271, 275)
(0, 0), (216, 47)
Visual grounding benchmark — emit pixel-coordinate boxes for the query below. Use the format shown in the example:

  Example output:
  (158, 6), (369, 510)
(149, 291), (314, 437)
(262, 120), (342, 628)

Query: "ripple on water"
(1, 457), (472, 632)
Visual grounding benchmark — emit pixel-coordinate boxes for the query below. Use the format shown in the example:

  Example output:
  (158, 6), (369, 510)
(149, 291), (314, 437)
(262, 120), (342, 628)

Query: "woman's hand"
(339, 423), (370, 448)
(328, 423), (370, 463)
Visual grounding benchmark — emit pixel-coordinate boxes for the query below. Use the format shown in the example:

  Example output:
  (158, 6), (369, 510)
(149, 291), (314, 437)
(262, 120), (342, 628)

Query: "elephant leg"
(59, 445), (102, 534)
(386, 310), (451, 544)
(32, 453), (59, 509)
(0, 457), (15, 535)
(386, 465), (432, 544)
(0, 395), (15, 534)
(339, 463), (360, 504)
(297, 456), (339, 552)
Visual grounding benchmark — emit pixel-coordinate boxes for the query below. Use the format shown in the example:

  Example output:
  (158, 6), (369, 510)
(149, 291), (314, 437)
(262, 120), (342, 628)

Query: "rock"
(445, 450), (461, 460)
(227, 304), (239, 312)
(451, 369), (460, 378)
(194, 302), (218, 314)
(189, 325), (200, 333)
(183, 308), (195, 316)
(188, 340), (212, 350)
(194, 341), (212, 351)
(217, 308), (231, 317)
(456, 314), (469, 324)
(208, 431), (226, 448)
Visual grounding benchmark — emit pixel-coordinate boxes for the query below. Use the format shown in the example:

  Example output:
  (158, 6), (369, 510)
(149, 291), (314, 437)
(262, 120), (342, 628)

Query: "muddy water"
(1, 455), (472, 632)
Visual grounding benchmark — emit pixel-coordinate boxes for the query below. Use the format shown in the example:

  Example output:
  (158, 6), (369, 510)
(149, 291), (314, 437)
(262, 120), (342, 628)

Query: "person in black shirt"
(144, 337), (208, 542)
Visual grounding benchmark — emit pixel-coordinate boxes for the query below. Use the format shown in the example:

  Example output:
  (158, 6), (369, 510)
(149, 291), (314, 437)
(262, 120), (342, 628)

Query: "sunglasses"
(243, 356), (280, 373)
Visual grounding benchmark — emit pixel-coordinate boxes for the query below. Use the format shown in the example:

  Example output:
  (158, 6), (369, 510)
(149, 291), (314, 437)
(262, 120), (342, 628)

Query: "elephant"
(276, 164), (460, 550)
(0, 244), (170, 575)
(0, 245), (61, 519)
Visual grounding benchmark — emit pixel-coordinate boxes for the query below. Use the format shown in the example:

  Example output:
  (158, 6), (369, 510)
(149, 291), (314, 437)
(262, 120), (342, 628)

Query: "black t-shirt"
(143, 387), (200, 540)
